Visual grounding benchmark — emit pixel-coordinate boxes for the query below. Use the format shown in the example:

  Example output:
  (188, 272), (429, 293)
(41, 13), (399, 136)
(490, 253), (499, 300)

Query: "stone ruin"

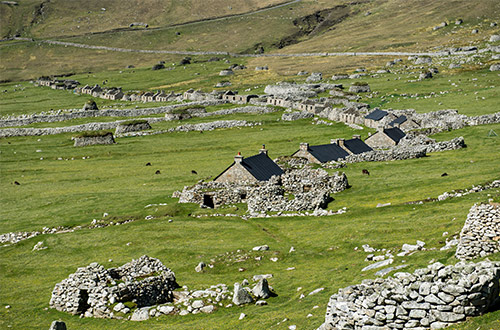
(319, 260), (500, 330)
(114, 120), (152, 134)
(456, 203), (500, 260)
(73, 132), (115, 147)
(50, 255), (179, 318)
(175, 166), (348, 214)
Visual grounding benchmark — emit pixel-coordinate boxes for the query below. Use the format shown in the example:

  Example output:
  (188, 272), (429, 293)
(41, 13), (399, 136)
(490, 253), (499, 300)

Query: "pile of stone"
(176, 166), (348, 214)
(399, 135), (466, 153)
(343, 145), (427, 163)
(50, 255), (179, 318)
(455, 203), (500, 260)
(319, 260), (500, 330)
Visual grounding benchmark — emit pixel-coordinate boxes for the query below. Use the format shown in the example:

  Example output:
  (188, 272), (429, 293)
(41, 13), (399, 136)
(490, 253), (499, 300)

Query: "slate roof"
(389, 115), (407, 127)
(343, 138), (373, 154)
(383, 127), (406, 143)
(215, 153), (284, 181)
(306, 143), (349, 163)
(365, 109), (388, 121)
(240, 153), (284, 181)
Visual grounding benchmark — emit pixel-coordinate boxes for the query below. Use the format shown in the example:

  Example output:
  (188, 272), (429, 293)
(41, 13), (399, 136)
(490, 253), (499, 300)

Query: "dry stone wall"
(115, 122), (152, 134)
(455, 203), (500, 260)
(319, 260), (500, 330)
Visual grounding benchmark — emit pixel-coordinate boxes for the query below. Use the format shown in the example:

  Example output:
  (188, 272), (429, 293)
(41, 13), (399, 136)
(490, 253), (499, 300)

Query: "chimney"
(300, 142), (309, 151)
(259, 144), (268, 155)
(337, 138), (345, 147)
(352, 135), (361, 139)
(234, 152), (243, 164)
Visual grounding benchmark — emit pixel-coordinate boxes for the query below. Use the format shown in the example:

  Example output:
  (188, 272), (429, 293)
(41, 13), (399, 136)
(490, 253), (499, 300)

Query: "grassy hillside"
(0, 0), (290, 38)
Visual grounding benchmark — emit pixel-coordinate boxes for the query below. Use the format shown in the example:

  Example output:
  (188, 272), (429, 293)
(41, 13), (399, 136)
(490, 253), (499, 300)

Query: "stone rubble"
(319, 260), (500, 330)
(455, 203), (500, 260)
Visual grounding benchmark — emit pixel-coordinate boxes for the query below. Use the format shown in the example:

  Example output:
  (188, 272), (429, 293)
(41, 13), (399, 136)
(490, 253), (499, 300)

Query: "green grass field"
(1, 1), (500, 329)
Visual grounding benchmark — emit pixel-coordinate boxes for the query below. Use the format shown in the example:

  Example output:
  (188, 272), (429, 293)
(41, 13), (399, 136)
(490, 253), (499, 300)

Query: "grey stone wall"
(319, 260), (500, 330)
(455, 203), (500, 260)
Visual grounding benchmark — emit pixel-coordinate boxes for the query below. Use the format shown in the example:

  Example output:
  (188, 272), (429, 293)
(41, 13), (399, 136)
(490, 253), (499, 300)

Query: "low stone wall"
(50, 255), (179, 318)
(115, 122), (152, 134)
(319, 260), (500, 330)
(0, 101), (223, 128)
(73, 133), (115, 147)
(455, 203), (500, 260)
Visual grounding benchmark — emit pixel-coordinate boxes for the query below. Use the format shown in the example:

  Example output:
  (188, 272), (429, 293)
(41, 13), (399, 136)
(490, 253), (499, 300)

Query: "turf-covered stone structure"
(73, 131), (115, 147)
(49, 255), (179, 319)
(115, 120), (152, 135)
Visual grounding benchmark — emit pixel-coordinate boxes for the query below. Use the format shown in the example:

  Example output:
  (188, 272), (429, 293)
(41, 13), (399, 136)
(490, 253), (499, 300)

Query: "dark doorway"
(203, 194), (214, 208)
(77, 289), (90, 314)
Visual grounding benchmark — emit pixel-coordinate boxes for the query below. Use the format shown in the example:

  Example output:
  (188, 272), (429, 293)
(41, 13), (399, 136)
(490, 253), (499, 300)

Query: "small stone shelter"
(214, 147), (284, 183)
(365, 127), (406, 148)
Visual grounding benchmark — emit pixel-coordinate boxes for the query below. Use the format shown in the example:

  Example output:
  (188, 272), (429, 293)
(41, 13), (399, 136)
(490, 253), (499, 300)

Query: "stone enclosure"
(319, 260), (500, 330)
(50, 255), (179, 318)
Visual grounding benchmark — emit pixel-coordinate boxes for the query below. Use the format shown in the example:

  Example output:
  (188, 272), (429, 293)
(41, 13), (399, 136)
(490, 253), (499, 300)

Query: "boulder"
(232, 282), (254, 305)
(49, 321), (67, 330)
(490, 64), (500, 71)
(490, 35), (500, 42)
(252, 278), (272, 299)
(131, 307), (150, 321)
(219, 69), (234, 76)
(306, 72), (322, 82)
(82, 100), (98, 111)
(349, 84), (371, 93)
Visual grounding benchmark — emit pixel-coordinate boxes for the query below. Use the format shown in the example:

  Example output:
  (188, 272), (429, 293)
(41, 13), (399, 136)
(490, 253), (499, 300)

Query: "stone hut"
(222, 90), (238, 102)
(292, 142), (349, 164)
(49, 255), (179, 319)
(332, 135), (373, 155)
(141, 92), (155, 102)
(389, 115), (420, 131)
(81, 85), (92, 94)
(214, 146), (284, 183)
(365, 127), (406, 149)
(115, 120), (152, 135)
(73, 132), (115, 147)
(364, 109), (397, 128)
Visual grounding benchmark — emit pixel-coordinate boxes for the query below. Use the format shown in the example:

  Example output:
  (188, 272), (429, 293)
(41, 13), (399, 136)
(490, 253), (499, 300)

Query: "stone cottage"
(388, 115), (420, 131)
(365, 127), (406, 148)
(292, 142), (349, 164)
(364, 109), (397, 128)
(214, 146), (284, 183)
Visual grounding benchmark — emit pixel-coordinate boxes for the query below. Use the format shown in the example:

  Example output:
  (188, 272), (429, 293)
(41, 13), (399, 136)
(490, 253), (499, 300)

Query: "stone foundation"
(115, 121), (152, 134)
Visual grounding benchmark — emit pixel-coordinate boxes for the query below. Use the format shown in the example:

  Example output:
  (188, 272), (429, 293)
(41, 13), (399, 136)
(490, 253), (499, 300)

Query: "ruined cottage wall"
(319, 260), (500, 330)
(292, 149), (321, 164)
(365, 132), (397, 149)
(455, 203), (500, 260)
(215, 163), (258, 183)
